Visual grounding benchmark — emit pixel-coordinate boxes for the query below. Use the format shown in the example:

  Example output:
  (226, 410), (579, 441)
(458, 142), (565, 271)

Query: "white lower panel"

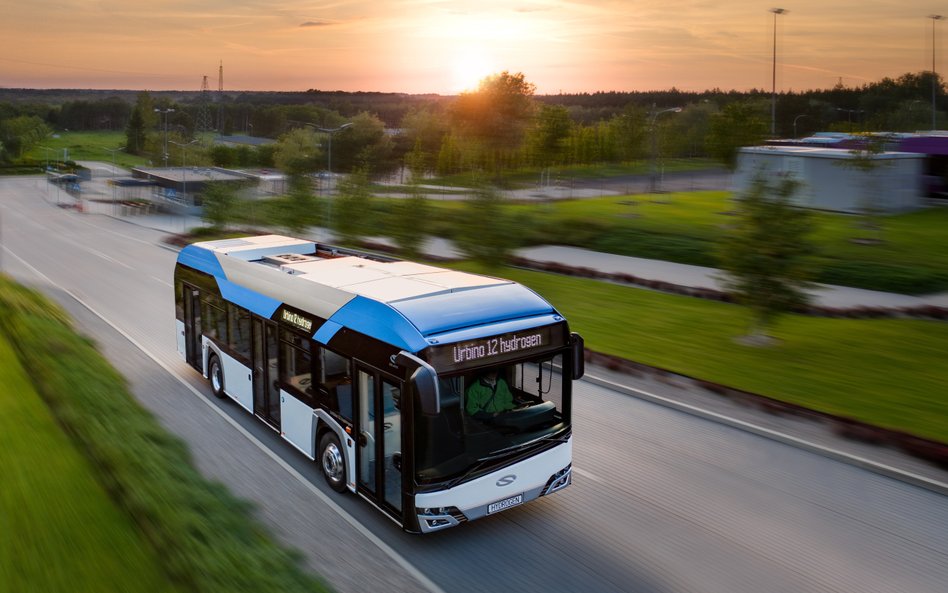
(219, 350), (253, 412)
(281, 392), (316, 459)
(175, 320), (186, 360)
(415, 437), (572, 514)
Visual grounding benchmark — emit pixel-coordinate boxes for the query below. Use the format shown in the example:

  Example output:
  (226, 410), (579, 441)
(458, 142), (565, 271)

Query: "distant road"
(2, 175), (947, 593)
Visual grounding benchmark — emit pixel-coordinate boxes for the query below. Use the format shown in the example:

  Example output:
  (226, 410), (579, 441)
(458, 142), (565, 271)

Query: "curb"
(581, 370), (948, 497)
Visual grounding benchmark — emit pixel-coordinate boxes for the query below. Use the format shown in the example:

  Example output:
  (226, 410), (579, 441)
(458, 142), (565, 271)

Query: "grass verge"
(455, 263), (948, 444)
(0, 276), (329, 593)
(0, 333), (180, 593)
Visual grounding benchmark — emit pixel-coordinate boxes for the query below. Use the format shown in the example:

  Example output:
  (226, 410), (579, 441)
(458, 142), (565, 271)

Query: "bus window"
(280, 330), (313, 401)
(203, 296), (227, 343)
(229, 305), (252, 360)
(319, 347), (352, 421)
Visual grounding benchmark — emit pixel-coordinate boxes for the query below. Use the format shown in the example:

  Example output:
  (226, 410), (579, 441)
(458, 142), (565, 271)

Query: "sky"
(1, 1), (947, 95)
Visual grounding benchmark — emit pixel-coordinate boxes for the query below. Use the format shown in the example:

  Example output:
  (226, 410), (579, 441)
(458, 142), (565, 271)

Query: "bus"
(174, 235), (584, 533)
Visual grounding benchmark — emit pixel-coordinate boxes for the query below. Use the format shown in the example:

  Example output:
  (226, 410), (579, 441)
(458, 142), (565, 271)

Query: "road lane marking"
(581, 372), (948, 497)
(3, 246), (447, 593)
(572, 467), (604, 484)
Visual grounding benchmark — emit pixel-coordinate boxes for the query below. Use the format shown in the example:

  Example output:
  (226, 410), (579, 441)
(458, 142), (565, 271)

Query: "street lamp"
(170, 139), (198, 204)
(793, 114), (809, 138)
(103, 146), (125, 215)
(154, 108), (175, 167)
(930, 15), (943, 131)
(312, 123), (353, 193)
(771, 8), (788, 137)
(649, 105), (682, 194)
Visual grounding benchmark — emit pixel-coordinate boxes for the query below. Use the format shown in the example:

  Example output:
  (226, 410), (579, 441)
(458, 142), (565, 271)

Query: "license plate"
(488, 494), (523, 514)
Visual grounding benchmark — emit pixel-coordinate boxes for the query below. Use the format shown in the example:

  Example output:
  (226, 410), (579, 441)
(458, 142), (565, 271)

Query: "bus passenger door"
(252, 318), (281, 428)
(182, 285), (202, 371)
(356, 366), (403, 518)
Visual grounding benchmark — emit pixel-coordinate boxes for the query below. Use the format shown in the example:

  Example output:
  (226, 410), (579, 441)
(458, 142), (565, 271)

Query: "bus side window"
(229, 304), (252, 360)
(280, 329), (313, 401)
(319, 347), (352, 421)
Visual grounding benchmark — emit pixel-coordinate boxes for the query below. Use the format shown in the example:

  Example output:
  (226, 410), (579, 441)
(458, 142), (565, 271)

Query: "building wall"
(734, 149), (924, 213)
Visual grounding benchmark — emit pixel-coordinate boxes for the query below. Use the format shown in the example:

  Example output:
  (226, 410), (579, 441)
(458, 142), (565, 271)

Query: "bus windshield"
(415, 353), (569, 485)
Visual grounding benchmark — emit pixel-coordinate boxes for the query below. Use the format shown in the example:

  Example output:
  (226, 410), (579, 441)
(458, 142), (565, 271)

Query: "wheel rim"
(322, 441), (344, 485)
(211, 362), (223, 393)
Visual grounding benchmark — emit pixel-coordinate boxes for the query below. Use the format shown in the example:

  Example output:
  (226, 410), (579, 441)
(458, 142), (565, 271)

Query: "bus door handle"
(358, 432), (368, 447)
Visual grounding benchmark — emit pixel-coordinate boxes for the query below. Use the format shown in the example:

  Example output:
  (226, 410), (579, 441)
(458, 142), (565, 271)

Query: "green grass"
(0, 334), (180, 593)
(0, 277), (329, 593)
(23, 131), (148, 169)
(455, 263), (948, 443)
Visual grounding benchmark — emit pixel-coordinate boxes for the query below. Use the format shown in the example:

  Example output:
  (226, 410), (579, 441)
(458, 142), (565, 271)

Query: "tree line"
(2, 70), (946, 175)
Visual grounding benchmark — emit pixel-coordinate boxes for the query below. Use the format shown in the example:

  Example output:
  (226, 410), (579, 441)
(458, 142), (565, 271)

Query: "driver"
(466, 369), (516, 417)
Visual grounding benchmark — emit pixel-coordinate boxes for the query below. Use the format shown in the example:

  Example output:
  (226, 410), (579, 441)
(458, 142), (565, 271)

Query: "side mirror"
(392, 451), (402, 471)
(396, 351), (441, 416)
(570, 333), (585, 380)
(411, 366), (441, 416)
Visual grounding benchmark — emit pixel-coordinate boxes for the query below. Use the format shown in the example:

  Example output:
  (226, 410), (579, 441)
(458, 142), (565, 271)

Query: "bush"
(817, 260), (948, 294)
(0, 278), (328, 593)
(590, 229), (717, 267)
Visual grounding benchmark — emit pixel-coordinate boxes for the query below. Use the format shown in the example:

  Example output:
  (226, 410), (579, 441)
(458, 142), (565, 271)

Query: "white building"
(733, 146), (925, 213)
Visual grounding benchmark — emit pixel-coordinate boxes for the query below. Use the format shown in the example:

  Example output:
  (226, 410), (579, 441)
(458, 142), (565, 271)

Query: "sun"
(450, 50), (495, 94)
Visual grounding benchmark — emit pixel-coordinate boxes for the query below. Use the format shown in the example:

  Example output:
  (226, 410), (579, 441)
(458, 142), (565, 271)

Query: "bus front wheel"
(208, 355), (225, 399)
(319, 432), (347, 493)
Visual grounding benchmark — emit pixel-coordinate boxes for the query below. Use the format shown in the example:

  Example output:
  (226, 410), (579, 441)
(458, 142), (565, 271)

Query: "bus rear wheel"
(208, 355), (225, 399)
(319, 432), (347, 493)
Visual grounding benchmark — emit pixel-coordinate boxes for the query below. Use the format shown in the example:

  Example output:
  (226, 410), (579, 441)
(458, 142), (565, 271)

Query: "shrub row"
(511, 258), (948, 320)
(816, 260), (948, 295)
(0, 277), (329, 593)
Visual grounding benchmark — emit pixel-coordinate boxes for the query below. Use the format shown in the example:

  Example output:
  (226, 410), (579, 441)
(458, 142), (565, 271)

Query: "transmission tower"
(197, 75), (213, 139)
(217, 60), (224, 135)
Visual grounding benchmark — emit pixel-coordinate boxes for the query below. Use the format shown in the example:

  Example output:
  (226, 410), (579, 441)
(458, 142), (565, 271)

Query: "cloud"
(299, 20), (334, 27)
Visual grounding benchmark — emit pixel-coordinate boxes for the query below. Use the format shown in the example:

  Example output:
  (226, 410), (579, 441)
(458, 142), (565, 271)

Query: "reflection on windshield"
(415, 353), (567, 484)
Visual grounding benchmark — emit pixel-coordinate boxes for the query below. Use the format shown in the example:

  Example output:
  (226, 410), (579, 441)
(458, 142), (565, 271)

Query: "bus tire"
(208, 354), (225, 399)
(319, 432), (347, 493)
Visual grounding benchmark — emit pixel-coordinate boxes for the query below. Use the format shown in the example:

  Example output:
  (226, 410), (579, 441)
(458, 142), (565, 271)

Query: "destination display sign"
(428, 325), (561, 370)
(280, 308), (314, 333)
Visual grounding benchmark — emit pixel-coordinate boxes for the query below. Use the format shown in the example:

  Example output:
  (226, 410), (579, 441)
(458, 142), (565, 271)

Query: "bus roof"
(176, 235), (562, 353)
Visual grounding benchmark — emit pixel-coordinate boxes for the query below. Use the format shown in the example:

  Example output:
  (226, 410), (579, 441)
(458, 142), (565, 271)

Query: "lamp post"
(793, 114), (809, 138)
(771, 8), (788, 137)
(103, 146), (125, 216)
(154, 108), (175, 167)
(648, 104), (682, 194)
(930, 15), (943, 131)
(305, 122), (352, 233)
(170, 140), (198, 204)
(313, 123), (353, 194)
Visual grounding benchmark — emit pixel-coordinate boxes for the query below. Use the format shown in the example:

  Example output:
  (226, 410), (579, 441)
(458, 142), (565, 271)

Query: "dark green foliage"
(0, 278), (328, 593)
(332, 167), (373, 245)
(390, 184), (430, 259)
(706, 101), (768, 170)
(817, 261), (948, 295)
(201, 182), (239, 229)
(716, 174), (817, 337)
(453, 185), (519, 268)
(590, 230), (717, 267)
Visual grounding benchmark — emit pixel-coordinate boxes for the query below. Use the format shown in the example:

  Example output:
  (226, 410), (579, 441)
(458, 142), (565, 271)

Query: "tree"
(274, 128), (321, 175)
(332, 167), (373, 245)
(706, 101), (768, 170)
(125, 106), (147, 155)
(330, 112), (393, 173)
(451, 71), (537, 167)
(454, 184), (518, 269)
(716, 173), (816, 344)
(838, 134), (889, 244)
(0, 115), (51, 159)
(526, 104), (572, 167)
(201, 182), (239, 230)
(390, 182), (430, 259)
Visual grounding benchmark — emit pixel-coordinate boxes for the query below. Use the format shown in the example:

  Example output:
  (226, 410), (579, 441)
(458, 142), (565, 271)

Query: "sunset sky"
(2, 1), (947, 95)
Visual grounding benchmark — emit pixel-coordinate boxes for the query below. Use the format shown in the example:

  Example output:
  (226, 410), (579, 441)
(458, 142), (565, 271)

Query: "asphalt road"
(2, 176), (947, 593)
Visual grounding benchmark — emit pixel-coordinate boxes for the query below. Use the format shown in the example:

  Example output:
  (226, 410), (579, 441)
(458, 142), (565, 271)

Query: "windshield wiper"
(486, 432), (570, 459)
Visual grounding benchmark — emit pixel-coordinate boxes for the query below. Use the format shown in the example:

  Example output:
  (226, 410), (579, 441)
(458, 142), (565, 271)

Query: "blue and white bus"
(174, 235), (584, 533)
